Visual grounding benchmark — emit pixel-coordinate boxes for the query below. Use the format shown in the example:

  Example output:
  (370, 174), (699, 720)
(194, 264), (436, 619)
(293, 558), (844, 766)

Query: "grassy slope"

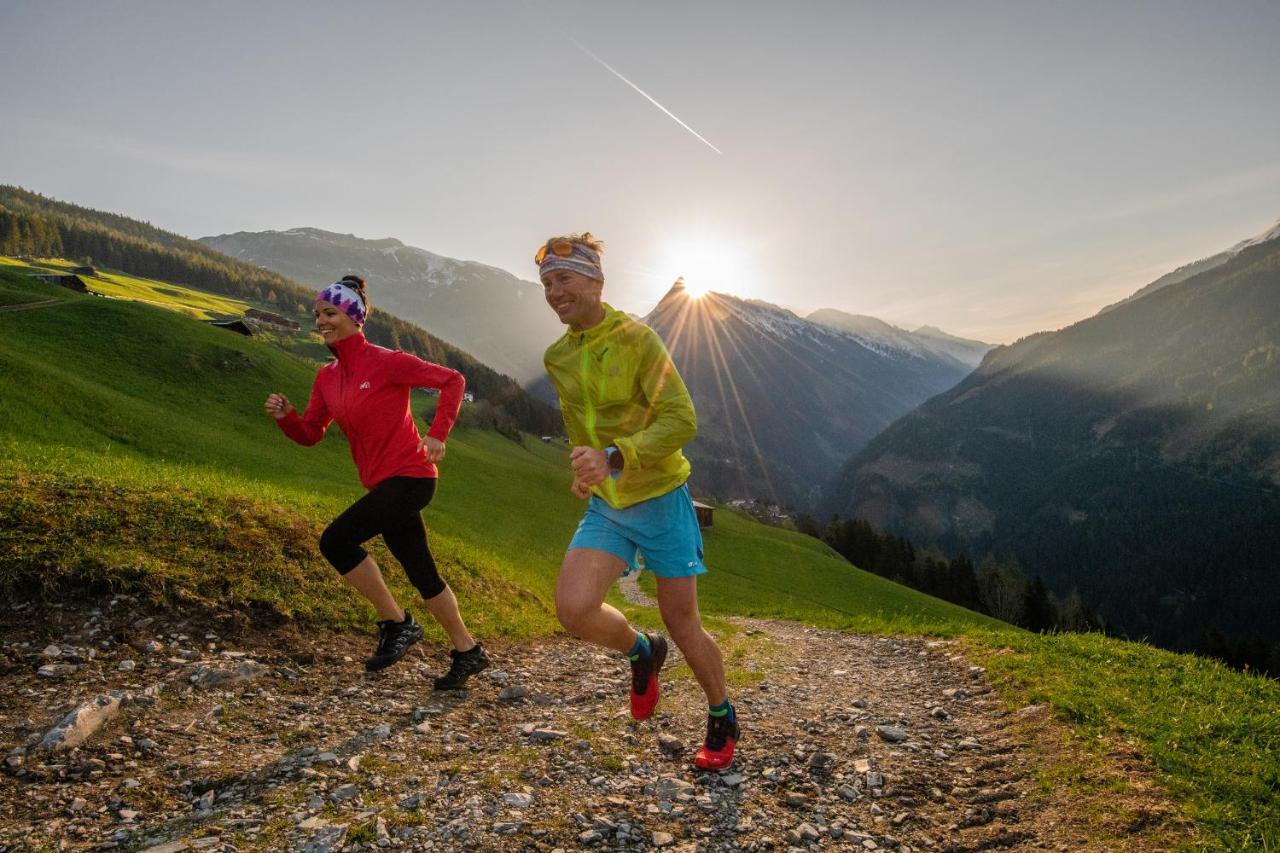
(0, 256), (251, 319)
(0, 265), (1276, 847)
(0, 265), (84, 305)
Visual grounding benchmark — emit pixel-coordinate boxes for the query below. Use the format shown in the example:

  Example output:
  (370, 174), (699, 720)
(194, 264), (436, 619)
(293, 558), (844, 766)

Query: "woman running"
(265, 275), (489, 689)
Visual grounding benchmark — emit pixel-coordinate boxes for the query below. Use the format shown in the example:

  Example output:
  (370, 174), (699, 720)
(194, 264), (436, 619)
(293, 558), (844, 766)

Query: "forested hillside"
(826, 230), (1280, 671)
(0, 186), (561, 437)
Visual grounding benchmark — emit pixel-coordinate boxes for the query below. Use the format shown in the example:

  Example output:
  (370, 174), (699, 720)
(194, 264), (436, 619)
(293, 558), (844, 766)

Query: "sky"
(2, 0), (1279, 343)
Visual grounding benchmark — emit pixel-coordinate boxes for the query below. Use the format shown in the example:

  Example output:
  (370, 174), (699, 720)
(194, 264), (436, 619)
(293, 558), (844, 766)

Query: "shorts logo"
(359, 381), (371, 390)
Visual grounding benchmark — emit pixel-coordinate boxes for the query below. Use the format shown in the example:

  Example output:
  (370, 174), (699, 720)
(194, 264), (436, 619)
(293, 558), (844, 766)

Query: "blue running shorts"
(568, 483), (706, 578)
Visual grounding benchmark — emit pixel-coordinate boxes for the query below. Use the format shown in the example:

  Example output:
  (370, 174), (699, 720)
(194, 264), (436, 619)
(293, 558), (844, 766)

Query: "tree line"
(796, 513), (1102, 633)
(1, 208), (65, 258)
(0, 187), (562, 438)
(797, 512), (1278, 677)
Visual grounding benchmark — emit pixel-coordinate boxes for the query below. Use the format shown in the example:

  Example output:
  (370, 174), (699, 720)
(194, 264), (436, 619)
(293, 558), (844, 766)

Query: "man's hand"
(265, 393), (294, 420)
(418, 435), (446, 463)
(570, 446), (610, 487)
(570, 478), (592, 499)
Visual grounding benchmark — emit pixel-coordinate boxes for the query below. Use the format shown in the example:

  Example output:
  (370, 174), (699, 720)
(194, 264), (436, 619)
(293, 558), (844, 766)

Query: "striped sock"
(627, 632), (651, 662)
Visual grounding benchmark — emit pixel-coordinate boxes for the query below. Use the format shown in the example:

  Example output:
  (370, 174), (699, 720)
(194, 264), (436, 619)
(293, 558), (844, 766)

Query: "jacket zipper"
(578, 336), (618, 505)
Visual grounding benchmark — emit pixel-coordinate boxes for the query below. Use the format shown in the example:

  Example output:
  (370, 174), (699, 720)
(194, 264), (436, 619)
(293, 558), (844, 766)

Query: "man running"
(537, 232), (738, 770)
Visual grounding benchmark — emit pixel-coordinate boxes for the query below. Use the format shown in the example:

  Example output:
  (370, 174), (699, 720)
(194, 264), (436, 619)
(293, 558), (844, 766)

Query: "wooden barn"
(692, 500), (714, 529)
(244, 307), (301, 331)
(27, 273), (88, 293)
(208, 318), (255, 337)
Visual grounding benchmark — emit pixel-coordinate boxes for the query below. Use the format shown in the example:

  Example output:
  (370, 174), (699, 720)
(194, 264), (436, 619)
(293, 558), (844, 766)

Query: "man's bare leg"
(555, 548), (636, 653)
(655, 575), (727, 705)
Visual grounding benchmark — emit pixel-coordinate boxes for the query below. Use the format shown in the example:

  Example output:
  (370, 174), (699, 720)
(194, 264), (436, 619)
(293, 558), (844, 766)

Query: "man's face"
(541, 267), (603, 329)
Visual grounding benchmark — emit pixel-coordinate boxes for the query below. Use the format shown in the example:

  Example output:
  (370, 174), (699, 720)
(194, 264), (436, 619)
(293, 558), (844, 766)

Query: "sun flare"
(680, 277), (711, 299)
(654, 237), (756, 304)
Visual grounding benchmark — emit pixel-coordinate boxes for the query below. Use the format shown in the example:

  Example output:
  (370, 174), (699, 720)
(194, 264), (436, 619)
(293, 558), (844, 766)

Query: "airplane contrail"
(567, 36), (723, 155)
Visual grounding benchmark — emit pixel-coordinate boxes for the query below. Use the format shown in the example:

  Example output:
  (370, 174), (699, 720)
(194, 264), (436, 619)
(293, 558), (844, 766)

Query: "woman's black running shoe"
(433, 643), (491, 690)
(365, 612), (424, 672)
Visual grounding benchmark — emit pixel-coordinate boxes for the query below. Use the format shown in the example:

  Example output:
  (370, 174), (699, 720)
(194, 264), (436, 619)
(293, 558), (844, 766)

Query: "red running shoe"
(628, 633), (668, 721)
(694, 708), (740, 771)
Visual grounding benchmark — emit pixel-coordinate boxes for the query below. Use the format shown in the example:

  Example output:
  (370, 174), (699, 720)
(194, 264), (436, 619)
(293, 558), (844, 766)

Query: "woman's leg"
(319, 483), (425, 671)
(377, 478), (478, 653)
(336, 557), (404, 623)
(319, 487), (406, 621)
(383, 512), (476, 652)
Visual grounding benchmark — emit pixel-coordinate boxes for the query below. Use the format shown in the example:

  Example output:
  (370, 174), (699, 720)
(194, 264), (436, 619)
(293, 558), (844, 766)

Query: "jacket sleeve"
(612, 330), (697, 471)
(276, 373), (332, 446)
(388, 352), (466, 442)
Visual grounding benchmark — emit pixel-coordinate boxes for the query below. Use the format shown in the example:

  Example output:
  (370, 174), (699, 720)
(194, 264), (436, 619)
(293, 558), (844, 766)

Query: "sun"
(658, 237), (752, 301)
(680, 276), (711, 299)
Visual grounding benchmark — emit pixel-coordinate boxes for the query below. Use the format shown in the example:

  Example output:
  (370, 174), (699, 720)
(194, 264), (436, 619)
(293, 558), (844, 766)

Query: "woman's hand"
(419, 435), (446, 463)
(570, 478), (592, 499)
(265, 393), (294, 420)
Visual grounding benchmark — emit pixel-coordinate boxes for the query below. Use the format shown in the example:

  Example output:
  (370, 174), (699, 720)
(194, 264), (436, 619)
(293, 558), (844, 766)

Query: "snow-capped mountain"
(807, 310), (991, 369)
(643, 281), (979, 507)
(1100, 217), (1280, 314)
(198, 228), (562, 385)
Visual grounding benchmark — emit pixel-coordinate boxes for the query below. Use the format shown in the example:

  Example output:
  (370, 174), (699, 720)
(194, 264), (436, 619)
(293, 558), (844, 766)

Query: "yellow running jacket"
(543, 304), (696, 509)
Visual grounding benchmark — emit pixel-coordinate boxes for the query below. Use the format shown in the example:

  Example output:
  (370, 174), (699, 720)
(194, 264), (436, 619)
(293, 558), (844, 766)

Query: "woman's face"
(313, 301), (359, 343)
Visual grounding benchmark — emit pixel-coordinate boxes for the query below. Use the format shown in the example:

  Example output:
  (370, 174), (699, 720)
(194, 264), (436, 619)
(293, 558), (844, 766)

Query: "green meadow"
(0, 264), (1276, 848)
(0, 256), (252, 320)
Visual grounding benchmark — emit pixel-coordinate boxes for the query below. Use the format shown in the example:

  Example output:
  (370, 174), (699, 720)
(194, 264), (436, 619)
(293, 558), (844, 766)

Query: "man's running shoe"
(629, 633), (668, 721)
(433, 643), (491, 691)
(365, 612), (424, 672)
(694, 707), (740, 771)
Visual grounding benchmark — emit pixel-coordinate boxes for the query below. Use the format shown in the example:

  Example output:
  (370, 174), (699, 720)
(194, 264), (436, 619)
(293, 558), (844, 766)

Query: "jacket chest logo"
(359, 380), (372, 390)
(590, 347), (620, 377)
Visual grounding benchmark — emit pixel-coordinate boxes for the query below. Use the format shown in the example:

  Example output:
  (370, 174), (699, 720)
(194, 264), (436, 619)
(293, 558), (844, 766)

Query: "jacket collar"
(565, 303), (621, 345)
(327, 331), (369, 360)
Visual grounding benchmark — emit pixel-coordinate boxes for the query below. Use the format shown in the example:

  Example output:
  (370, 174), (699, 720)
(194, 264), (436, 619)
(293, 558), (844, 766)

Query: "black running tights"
(318, 476), (446, 600)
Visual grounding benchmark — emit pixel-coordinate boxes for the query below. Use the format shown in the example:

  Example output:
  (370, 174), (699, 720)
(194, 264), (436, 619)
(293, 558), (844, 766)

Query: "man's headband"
(536, 241), (604, 282)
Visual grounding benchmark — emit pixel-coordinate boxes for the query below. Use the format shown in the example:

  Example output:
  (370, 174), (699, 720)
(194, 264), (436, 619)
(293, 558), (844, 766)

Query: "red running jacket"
(276, 332), (465, 488)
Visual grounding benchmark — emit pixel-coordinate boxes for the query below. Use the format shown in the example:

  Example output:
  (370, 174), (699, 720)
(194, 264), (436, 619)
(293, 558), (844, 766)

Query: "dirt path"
(0, 299), (69, 313)
(0, 597), (1190, 851)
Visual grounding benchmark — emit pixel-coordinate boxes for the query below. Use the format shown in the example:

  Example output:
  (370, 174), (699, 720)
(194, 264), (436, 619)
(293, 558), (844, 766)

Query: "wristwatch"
(605, 445), (624, 476)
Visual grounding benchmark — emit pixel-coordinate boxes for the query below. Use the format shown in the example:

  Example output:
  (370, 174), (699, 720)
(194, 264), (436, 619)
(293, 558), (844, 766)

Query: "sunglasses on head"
(535, 240), (578, 265)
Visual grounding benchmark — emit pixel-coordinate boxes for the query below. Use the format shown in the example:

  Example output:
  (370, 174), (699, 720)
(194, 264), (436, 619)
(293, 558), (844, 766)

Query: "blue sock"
(627, 632), (651, 662)
(709, 698), (733, 719)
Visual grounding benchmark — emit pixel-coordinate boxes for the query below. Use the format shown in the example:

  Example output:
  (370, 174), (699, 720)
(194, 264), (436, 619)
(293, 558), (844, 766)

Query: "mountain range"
(825, 221), (1280, 653)
(204, 228), (993, 503)
(643, 281), (989, 507)
(199, 228), (563, 386)
(806, 309), (990, 370)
